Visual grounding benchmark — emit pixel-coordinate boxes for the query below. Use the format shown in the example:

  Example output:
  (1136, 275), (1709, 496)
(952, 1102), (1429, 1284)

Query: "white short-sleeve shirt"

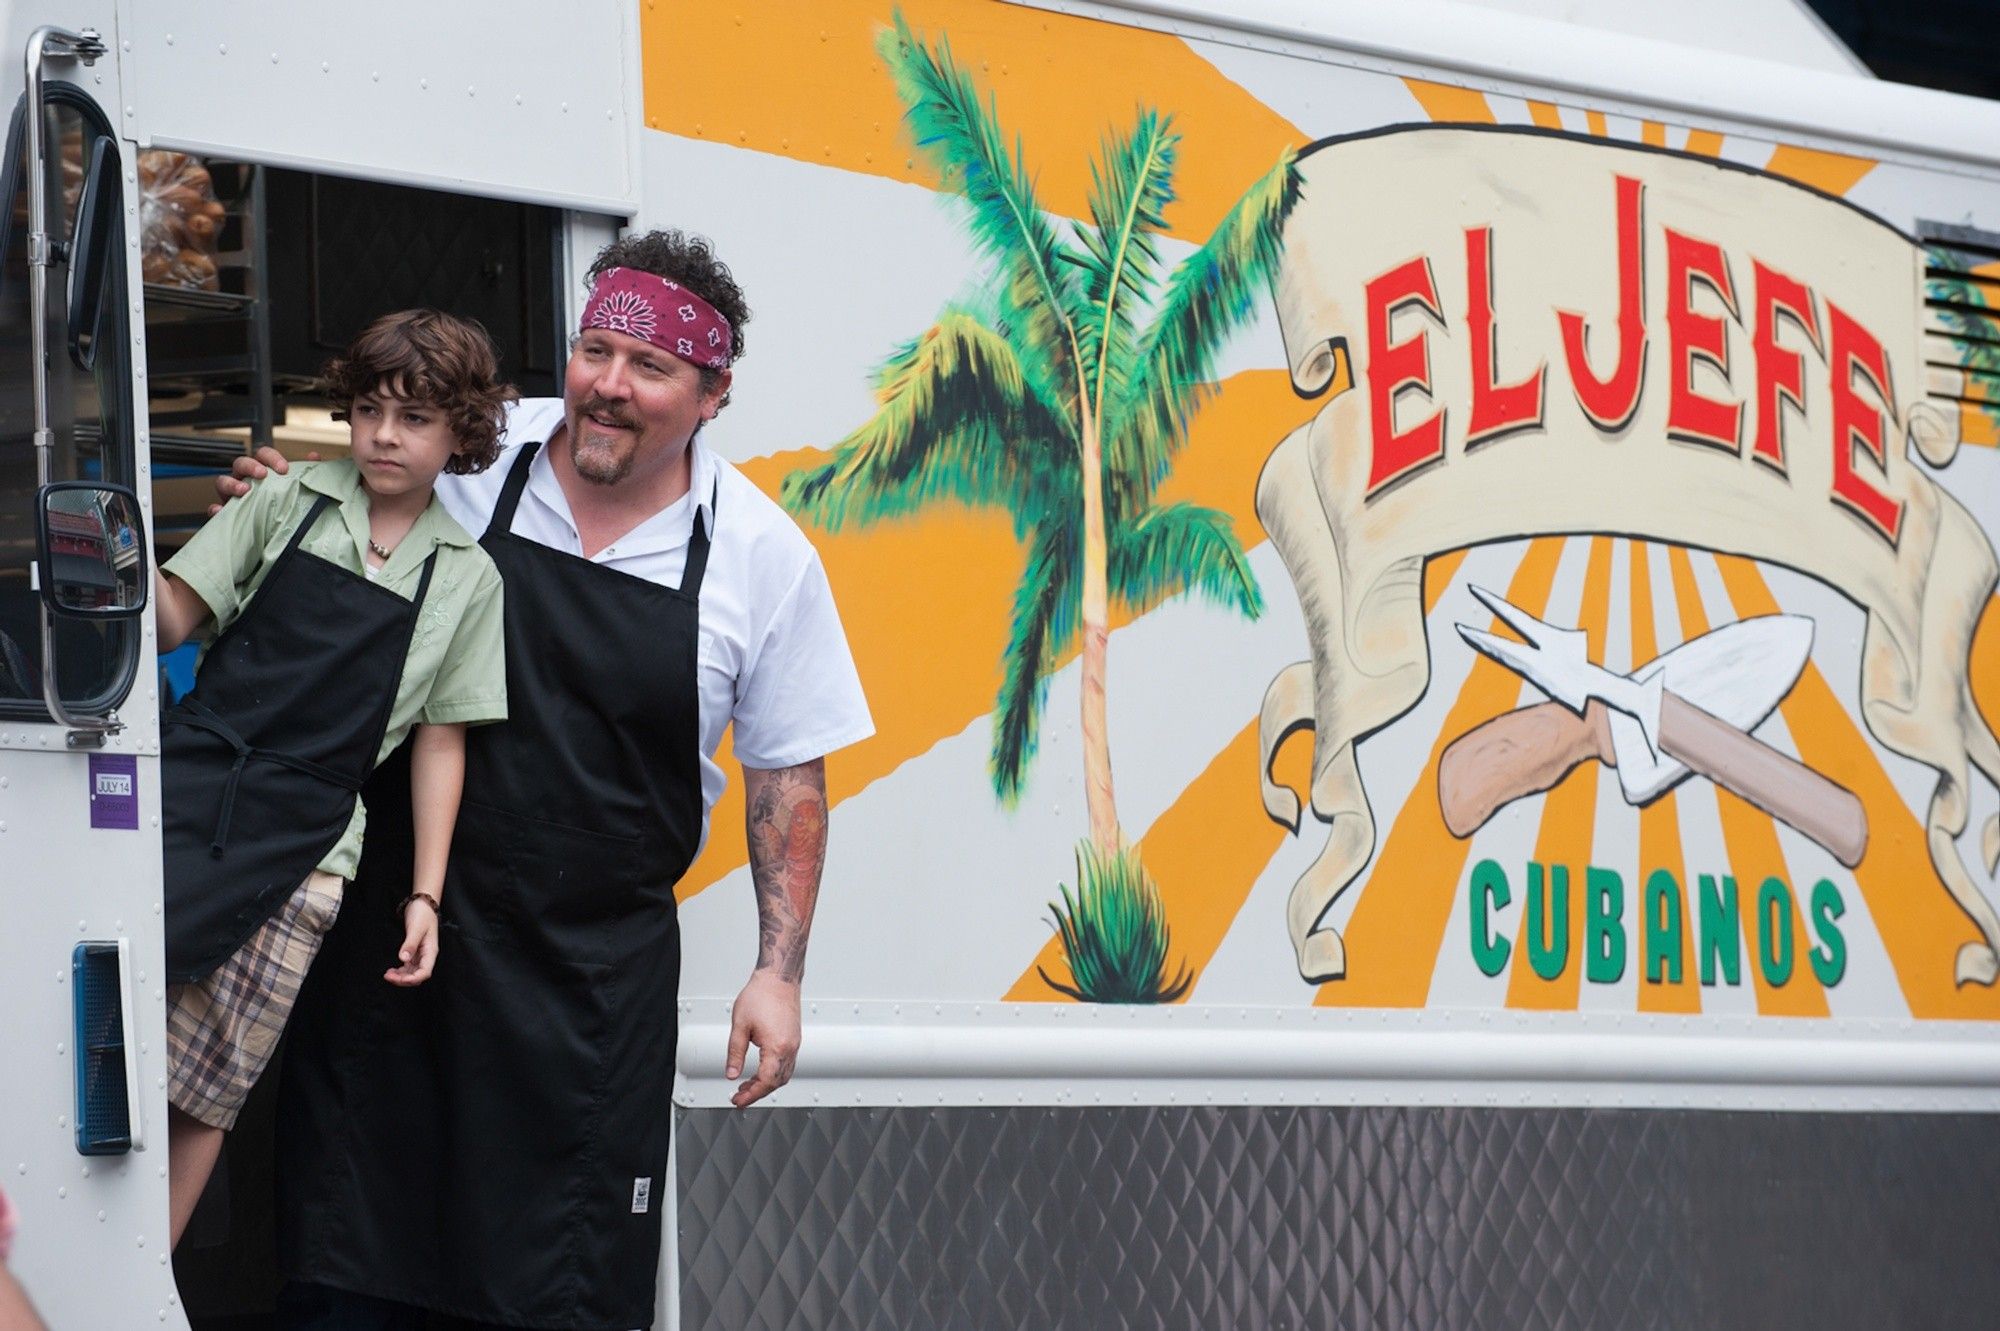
(434, 398), (874, 846)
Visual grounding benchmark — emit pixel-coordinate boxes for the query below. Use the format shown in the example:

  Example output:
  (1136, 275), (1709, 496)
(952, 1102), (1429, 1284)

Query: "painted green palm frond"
(1108, 149), (1302, 503)
(1108, 501), (1262, 620)
(879, 12), (1085, 412)
(781, 312), (1069, 534)
(991, 510), (1081, 802)
(1075, 110), (1179, 436)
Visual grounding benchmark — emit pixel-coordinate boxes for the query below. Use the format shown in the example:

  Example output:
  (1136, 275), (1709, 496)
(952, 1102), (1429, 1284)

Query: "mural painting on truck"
(650, 1), (2000, 1033)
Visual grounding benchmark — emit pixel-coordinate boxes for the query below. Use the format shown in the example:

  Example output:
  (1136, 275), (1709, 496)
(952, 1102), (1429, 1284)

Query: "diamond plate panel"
(677, 1106), (2000, 1331)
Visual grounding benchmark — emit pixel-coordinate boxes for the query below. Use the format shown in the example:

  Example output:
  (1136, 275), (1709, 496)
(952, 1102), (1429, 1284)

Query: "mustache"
(577, 397), (638, 431)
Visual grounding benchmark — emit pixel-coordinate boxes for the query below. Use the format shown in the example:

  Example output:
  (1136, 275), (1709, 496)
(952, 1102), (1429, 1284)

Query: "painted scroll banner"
(1258, 126), (2000, 988)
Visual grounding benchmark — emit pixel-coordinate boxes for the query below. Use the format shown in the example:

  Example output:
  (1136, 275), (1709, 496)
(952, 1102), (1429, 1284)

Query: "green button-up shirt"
(164, 459), (508, 879)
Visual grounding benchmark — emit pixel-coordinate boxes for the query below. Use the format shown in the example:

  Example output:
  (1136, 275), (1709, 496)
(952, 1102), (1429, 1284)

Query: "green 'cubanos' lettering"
(1643, 868), (1684, 984)
(1698, 874), (1742, 987)
(1463, 863), (1849, 991)
(1585, 866), (1625, 983)
(1470, 858), (1511, 977)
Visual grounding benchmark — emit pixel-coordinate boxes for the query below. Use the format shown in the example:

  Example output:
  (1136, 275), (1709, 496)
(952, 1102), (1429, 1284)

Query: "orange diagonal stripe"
(1714, 557), (2000, 1019)
(1507, 537), (1614, 1010)
(1975, 595), (2000, 738)
(1641, 121), (1667, 147)
(645, 0), (1308, 240)
(1404, 79), (1497, 124)
(1007, 546), (1473, 1001)
(1317, 537), (1568, 1007)
(1630, 542), (1700, 1013)
(1526, 101), (1563, 130)
(1763, 144), (1877, 196)
(679, 371), (1318, 904)
(1683, 129), (1725, 158)
(1667, 547), (1827, 1016)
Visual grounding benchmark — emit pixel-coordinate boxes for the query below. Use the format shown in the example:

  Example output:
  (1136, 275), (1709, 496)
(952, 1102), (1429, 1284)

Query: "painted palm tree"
(784, 13), (1300, 909)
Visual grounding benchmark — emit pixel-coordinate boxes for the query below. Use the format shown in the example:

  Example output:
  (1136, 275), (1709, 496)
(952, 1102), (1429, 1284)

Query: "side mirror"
(37, 481), (147, 617)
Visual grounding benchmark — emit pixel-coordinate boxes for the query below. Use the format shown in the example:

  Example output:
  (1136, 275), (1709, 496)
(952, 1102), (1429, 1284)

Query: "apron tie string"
(169, 697), (364, 858)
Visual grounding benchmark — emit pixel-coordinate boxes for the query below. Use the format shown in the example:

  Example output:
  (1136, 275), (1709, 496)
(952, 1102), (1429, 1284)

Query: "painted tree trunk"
(1077, 411), (1120, 854)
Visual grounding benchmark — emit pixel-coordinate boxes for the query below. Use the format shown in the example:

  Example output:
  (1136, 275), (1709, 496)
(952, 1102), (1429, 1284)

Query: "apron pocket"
(450, 799), (651, 963)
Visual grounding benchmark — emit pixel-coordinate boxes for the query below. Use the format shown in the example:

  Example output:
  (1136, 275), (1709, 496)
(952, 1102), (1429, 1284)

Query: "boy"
(154, 309), (512, 1249)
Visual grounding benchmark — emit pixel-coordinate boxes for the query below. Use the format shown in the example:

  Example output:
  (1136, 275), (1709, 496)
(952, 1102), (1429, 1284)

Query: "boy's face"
(349, 388), (462, 498)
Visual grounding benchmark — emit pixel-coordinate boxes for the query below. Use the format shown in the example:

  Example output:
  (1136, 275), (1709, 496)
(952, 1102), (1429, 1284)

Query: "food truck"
(4, 1), (2000, 1326)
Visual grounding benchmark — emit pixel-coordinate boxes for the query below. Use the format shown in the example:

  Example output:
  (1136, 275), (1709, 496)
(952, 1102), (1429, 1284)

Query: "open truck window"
(0, 82), (140, 716)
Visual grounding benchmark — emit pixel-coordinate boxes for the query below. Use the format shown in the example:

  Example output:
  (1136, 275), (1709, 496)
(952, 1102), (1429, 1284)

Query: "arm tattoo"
(745, 758), (828, 984)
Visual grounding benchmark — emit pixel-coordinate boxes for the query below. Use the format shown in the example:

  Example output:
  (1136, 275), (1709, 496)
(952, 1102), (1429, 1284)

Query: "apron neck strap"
(410, 546), (441, 607)
(679, 478), (717, 597)
(285, 493), (338, 557)
(486, 439), (542, 540)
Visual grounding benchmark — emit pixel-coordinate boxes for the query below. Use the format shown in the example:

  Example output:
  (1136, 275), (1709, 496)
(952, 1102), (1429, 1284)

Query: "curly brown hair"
(586, 229), (750, 410)
(322, 309), (519, 473)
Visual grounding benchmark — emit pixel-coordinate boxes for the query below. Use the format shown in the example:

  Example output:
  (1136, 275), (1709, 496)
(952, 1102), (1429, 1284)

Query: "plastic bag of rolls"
(138, 149), (224, 290)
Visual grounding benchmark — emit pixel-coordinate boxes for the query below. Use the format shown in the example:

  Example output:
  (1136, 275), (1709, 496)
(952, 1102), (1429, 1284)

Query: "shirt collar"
(523, 422), (719, 535)
(300, 458), (477, 555)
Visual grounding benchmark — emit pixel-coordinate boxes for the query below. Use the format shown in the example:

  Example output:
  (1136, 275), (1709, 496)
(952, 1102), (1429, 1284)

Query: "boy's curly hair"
(587, 229), (750, 411)
(322, 309), (519, 473)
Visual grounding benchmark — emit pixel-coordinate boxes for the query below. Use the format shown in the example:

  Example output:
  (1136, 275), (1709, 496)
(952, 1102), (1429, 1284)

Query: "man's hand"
(725, 970), (800, 1108)
(209, 445), (314, 514)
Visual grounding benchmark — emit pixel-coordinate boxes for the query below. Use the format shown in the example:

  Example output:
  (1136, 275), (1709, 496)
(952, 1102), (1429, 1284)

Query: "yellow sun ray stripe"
(678, 371), (1318, 905)
(1667, 546), (1829, 1016)
(1975, 596), (2000, 737)
(1713, 558), (2000, 1019)
(1684, 129), (1725, 158)
(1641, 121), (1667, 147)
(1505, 537), (1614, 1010)
(1317, 537), (1568, 1007)
(1960, 403), (2000, 448)
(1630, 542), (1701, 1013)
(1005, 546), (1473, 1001)
(643, 0), (1309, 240)
(1403, 79), (1498, 124)
(1526, 100), (1564, 130)
(1585, 110), (1609, 138)
(1762, 144), (1877, 196)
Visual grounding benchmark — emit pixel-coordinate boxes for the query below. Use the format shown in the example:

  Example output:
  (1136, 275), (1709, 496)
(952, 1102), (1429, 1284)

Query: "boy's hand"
(384, 899), (439, 986)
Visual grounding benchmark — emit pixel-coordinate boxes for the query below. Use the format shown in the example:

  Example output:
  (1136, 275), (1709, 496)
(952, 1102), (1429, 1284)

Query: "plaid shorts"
(167, 869), (344, 1130)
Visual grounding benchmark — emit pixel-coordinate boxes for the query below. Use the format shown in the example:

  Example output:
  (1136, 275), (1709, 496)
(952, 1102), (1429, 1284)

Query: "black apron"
(278, 441), (708, 1331)
(163, 494), (437, 983)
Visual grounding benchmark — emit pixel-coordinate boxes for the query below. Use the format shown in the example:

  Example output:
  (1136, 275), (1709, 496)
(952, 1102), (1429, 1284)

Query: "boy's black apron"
(162, 494), (436, 983)
(278, 441), (707, 1331)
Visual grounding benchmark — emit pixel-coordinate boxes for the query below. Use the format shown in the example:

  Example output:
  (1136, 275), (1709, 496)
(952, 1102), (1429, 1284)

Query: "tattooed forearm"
(744, 758), (828, 984)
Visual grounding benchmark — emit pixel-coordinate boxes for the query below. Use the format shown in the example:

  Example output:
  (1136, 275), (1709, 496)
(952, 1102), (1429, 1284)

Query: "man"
(217, 231), (872, 1330)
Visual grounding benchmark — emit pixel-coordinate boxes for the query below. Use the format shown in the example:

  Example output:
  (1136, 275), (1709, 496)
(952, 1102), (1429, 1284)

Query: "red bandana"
(579, 266), (732, 369)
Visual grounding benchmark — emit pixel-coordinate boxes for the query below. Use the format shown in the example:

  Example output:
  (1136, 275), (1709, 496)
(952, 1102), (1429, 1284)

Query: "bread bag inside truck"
(3, 2), (2000, 1327)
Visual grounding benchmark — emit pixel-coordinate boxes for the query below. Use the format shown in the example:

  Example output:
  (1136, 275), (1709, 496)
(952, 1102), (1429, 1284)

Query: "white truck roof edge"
(1014, 0), (2000, 172)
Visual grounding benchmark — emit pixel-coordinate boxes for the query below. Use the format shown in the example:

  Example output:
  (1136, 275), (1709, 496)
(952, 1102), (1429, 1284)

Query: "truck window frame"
(0, 80), (143, 721)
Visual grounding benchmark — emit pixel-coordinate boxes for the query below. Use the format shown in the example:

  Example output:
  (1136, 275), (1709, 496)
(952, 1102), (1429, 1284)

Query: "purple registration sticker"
(88, 753), (138, 830)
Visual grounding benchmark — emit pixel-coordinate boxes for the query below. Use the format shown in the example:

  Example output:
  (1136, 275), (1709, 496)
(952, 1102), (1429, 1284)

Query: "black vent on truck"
(1919, 220), (2000, 448)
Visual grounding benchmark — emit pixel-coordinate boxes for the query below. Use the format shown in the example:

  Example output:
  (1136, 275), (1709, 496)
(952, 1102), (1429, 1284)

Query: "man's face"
(562, 327), (730, 487)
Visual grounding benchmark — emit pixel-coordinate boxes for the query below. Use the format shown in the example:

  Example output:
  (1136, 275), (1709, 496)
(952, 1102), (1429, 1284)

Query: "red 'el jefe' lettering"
(1750, 262), (1822, 474)
(1365, 256), (1447, 494)
(1826, 301), (1904, 543)
(1558, 174), (1647, 431)
(1465, 226), (1546, 445)
(1663, 229), (1742, 452)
